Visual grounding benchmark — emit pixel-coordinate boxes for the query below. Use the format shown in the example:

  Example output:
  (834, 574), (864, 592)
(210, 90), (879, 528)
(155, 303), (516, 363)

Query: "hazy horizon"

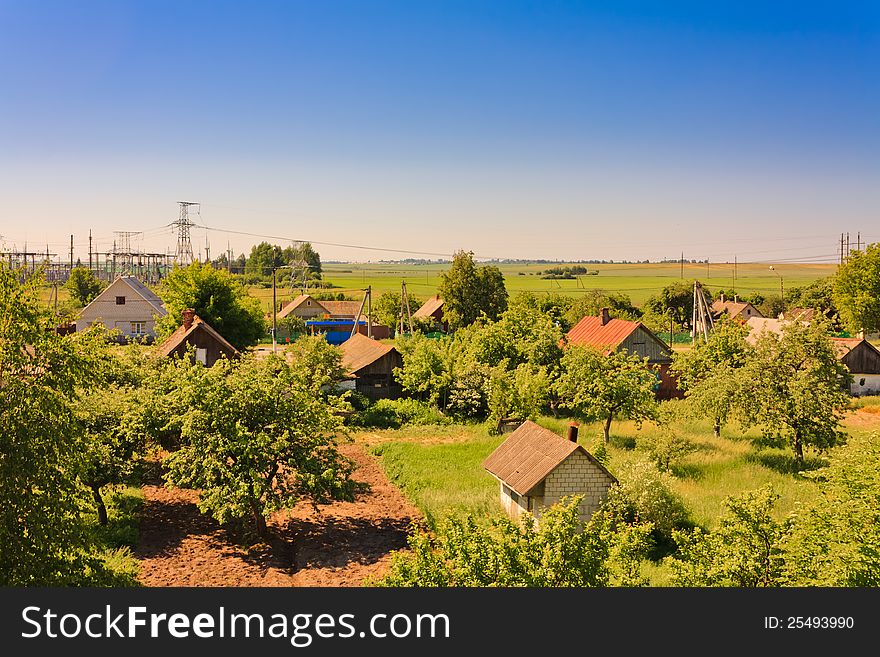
(1, 1), (877, 264)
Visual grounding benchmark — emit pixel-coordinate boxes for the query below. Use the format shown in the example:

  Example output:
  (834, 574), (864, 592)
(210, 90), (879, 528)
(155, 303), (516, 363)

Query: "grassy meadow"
(357, 402), (880, 531)
(250, 261), (836, 311)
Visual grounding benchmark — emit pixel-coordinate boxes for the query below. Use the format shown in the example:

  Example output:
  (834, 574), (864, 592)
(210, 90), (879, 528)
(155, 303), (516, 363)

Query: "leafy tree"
(372, 290), (423, 331)
(376, 497), (652, 587)
(245, 241), (285, 277)
(563, 290), (641, 330)
(487, 363), (550, 429)
(781, 432), (880, 586)
(667, 486), (786, 587)
(0, 264), (107, 584)
(164, 354), (354, 538)
(833, 242), (880, 334)
(786, 277), (837, 318)
(672, 317), (751, 436)
(555, 346), (658, 442)
(285, 241), (323, 278)
(644, 281), (699, 329)
(65, 267), (105, 307)
(642, 427), (695, 473)
(74, 386), (145, 525)
(438, 250), (508, 330)
(473, 303), (564, 372)
(394, 333), (453, 406)
(737, 320), (850, 464)
(282, 334), (347, 391)
(156, 262), (267, 349)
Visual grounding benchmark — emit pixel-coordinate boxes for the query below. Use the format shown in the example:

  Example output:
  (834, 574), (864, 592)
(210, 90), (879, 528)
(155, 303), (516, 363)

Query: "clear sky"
(1, 0), (877, 263)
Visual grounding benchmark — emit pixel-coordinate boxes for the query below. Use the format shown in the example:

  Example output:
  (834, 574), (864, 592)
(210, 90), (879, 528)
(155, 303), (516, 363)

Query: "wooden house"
(157, 309), (239, 367)
(483, 421), (616, 523)
(338, 333), (403, 400)
(75, 275), (166, 342)
(831, 338), (880, 396)
(413, 295), (447, 332)
(711, 296), (763, 321)
(566, 308), (680, 399)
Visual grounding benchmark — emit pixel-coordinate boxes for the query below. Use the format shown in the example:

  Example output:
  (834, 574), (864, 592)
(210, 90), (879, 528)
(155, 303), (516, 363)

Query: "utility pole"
(840, 233), (845, 266)
(367, 285), (372, 338)
(227, 242), (232, 273)
(733, 255), (737, 293)
(680, 252), (684, 279)
(272, 267), (277, 354)
(89, 230), (93, 272)
(69, 235), (74, 271)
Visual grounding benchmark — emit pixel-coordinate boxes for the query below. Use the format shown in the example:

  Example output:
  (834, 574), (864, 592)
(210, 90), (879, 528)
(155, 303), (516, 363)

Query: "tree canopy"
(66, 267), (105, 307)
(438, 250), (508, 330)
(833, 243), (880, 334)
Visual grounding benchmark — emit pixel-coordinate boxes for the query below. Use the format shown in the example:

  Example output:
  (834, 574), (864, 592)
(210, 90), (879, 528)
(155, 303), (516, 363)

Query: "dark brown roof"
(482, 420), (615, 496)
(321, 300), (365, 318)
(413, 295), (444, 319)
(276, 295), (329, 320)
(339, 333), (398, 374)
(156, 314), (239, 359)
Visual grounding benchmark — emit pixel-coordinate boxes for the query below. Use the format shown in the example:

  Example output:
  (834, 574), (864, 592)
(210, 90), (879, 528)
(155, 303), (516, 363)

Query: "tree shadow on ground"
(669, 462), (706, 481)
(744, 451), (828, 476)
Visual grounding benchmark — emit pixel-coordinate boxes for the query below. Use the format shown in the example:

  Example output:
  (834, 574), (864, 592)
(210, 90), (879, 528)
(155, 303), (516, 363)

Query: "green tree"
(376, 497), (652, 587)
(737, 320), (850, 464)
(157, 262), (267, 349)
(667, 486), (786, 587)
(644, 281), (699, 329)
(473, 303), (564, 372)
(74, 386), (145, 525)
(65, 267), (105, 307)
(164, 354), (354, 538)
(245, 241), (285, 277)
(285, 241), (323, 278)
(672, 317), (751, 436)
(438, 250), (508, 330)
(781, 432), (880, 586)
(833, 242), (880, 334)
(564, 290), (641, 330)
(487, 363), (550, 429)
(0, 265), (107, 584)
(555, 346), (658, 442)
(372, 290), (423, 331)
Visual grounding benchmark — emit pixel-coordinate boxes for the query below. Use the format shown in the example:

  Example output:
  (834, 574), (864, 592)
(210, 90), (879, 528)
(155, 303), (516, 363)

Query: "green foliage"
(786, 277), (837, 319)
(438, 250), (508, 330)
(282, 334), (347, 391)
(555, 346), (658, 442)
(472, 302), (564, 371)
(372, 290), (424, 331)
(780, 432), (880, 586)
(673, 318), (751, 436)
(375, 497), (652, 587)
(737, 320), (850, 463)
(0, 264), (110, 584)
(487, 363), (550, 427)
(603, 460), (692, 556)
(563, 290), (641, 330)
(163, 354), (355, 537)
(834, 243), (880, 334)
(667, 486), (786, 587)
(65, 267), (105, 307)
(350, 398), (452, 429)
(644, 281), (699, 328)
(642, 426), (696, 473)
(157, 262), (267, 349)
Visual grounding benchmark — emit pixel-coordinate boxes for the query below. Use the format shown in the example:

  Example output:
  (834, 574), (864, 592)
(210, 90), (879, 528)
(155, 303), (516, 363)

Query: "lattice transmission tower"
(174, 201), (199, 265)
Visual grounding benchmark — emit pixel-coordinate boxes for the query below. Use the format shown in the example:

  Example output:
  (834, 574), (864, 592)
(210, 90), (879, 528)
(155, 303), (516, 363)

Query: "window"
(196, 348), (207, 366)
(116, 296), (126, 305)
(131, 322), (145, 336)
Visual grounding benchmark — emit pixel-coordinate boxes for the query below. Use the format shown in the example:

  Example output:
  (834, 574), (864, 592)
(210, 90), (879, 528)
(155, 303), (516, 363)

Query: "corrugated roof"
(413, 295), (444, 319)
(829, 337), (880, 363)
(156, 314), (239, 359)
(482, 420), (615, 496)
(339, 333), (398, 374)
(711, 300), (757, 317)
(566, 316), (640, 354)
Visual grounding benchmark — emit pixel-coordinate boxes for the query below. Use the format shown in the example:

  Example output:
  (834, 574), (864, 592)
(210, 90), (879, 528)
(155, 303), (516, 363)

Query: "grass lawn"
(86, 485), (144, 585)
(362, 403), (880, 531)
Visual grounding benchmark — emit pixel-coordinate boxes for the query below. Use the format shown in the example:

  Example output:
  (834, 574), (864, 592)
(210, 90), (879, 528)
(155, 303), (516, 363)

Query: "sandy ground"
(134, 443), (419, 587)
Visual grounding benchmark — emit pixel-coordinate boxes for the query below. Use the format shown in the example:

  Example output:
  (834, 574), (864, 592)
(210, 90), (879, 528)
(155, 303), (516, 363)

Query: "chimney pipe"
(599, 307), (610, 326)
(567, 422), (579, 443)
(182, 308), (195, 330)
(720, 293), (725, 303)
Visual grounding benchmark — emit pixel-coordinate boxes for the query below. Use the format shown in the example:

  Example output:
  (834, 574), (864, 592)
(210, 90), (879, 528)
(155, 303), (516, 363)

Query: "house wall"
(76, 278), (165, 340)
(353, 350), (404, 401)
(619, 327), (672, 364)
(841, 344), (880, 375)
(165, 325), (237, 367)
(533, 451), (615, 523)
(499, 483), (530, 520)
(849, 374), (880, 397)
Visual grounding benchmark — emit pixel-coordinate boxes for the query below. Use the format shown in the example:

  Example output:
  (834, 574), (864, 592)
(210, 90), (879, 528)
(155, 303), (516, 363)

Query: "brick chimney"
(720, 293), (725, 303)
(599, 307), (610, 326)
(182, 308), (195, 330)
(567, 422), (579, 443)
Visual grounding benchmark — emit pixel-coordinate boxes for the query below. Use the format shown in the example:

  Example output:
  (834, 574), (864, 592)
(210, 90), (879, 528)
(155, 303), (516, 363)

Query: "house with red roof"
(565, 308), (681, 399)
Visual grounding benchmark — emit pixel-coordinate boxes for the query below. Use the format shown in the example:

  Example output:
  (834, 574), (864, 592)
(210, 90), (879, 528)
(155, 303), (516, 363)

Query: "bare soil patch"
(134, 443), (419, 587)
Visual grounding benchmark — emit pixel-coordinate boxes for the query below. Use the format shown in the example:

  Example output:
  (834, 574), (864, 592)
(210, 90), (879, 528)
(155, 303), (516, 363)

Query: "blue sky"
(0, 1), (877, 262)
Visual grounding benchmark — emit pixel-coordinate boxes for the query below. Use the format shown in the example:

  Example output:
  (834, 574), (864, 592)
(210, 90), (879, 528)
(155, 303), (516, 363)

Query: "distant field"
(250, 261), (836, 310)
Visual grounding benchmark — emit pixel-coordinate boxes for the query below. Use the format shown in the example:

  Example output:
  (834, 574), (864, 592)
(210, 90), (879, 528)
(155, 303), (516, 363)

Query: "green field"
(251, 261), (836, 311)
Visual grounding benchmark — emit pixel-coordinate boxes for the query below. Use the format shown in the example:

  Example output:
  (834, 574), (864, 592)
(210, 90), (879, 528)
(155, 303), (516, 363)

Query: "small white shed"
(482, 420), (616, 523)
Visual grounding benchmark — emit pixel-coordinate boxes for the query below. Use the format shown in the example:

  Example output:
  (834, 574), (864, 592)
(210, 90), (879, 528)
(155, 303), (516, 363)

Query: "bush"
(350, 398), (452, 429)
(604, 460), (693, 558)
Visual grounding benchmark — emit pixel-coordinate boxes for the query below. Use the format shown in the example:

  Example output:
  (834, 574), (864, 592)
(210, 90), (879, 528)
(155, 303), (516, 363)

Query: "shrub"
(350, 398), (452, 429)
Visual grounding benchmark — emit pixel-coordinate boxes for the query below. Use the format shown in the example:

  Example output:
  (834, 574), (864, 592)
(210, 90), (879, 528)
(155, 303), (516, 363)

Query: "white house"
(76, 276), (167, 341)
(482, 420), (616, 523)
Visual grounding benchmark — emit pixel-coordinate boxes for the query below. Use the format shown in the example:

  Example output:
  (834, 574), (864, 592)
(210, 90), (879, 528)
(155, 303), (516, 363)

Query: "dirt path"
(134, 444), (419, 587)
